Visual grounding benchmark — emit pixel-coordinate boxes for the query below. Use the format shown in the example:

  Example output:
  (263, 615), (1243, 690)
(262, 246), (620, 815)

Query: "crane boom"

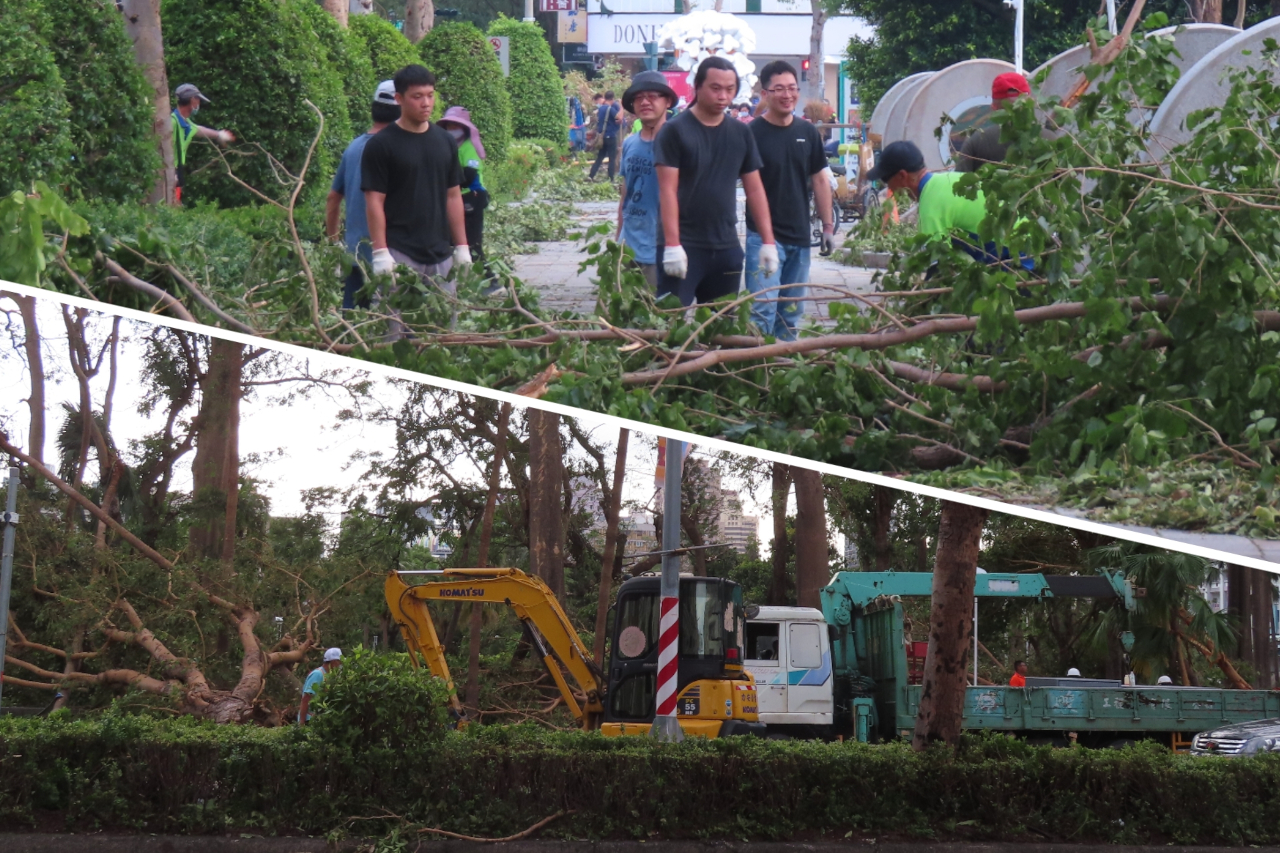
(385, 569), (606, 729)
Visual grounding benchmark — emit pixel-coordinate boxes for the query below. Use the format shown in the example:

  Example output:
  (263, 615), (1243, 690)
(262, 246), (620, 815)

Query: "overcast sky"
(0, 295), (786, 546)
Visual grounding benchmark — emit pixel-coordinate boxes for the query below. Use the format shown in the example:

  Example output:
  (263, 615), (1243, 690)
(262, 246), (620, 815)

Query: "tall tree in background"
(187, 339), (243, 563)
(119, 0), (175, 203)
(323, 0), (349, 27)
(12, 294), (46, 467)
(528, 408), (565, 599)
(593, 428), (629, 666)
(466, 403), (511, 708)
(912, 500), (987, 750)
(404, 0), (435, 42)
(768, 463), (792, 604)
(792, 468), (827, 609)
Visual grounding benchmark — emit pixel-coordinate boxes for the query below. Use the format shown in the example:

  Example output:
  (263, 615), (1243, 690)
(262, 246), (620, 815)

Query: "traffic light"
(801, 57), (810, 81)
(643, 41), (659, 71)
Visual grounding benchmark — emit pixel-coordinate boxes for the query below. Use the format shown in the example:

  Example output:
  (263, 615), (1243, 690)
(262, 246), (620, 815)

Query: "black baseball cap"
(866, 140), (925, 182)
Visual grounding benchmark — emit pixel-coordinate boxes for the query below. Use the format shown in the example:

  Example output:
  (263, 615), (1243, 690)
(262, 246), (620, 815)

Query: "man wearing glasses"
(616, 71), (677, 287)
(655, 56), (778, 306)
(745, 60), (834, 341)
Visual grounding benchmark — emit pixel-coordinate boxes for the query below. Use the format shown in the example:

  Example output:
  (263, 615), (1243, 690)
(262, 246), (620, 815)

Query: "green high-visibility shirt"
(172, 110), (201, 167)
(916, 170), (987, 238)
(458, 138), (484, 194)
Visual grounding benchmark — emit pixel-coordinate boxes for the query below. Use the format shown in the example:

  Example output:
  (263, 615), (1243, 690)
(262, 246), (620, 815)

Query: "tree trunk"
(593, 428), (629, 666)
(807, 5), (827, 106)
(14, 295), (45, 466)
(873, 485), (896, 571)
(527, 408), (565, 599)
(768, 462), (792, 605)
(912, 501), (988, 751)
(404, 0), (435, 43)
(681, 513), (708, 576)
(188, 339), (242, 564)
(1189, 0), (1223, 21)
(792, 468), (827, 609)
(322, 0), (349, 28)
(119, 0), (176, 204)
(466, 403), (510, 708)
(1238, 566), (1277, 689)
(1233, 0), (1247, 27)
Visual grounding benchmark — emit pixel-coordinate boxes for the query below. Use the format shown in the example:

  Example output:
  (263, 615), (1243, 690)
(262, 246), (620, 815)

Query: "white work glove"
(820, 230), (836, 257)
(371, 247), (395, 277)
(453, 244), (473, 268)
(758, 242), (780, 277)
(663, 245), (688, 279)
(215, 130), (234, 146)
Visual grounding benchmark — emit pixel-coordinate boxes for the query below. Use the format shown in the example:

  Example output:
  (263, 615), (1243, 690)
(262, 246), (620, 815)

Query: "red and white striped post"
(651, 438), (685, 742)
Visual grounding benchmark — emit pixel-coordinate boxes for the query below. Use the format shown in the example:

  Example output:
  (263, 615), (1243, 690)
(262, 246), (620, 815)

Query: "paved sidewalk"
(512, 199), (879, 322)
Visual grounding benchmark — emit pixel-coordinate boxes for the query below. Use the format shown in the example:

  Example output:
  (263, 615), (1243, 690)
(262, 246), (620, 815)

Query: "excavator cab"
(600, 574), (764, 738)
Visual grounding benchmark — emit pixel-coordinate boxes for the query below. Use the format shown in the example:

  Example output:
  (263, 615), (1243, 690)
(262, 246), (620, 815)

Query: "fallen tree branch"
(416, 810), (575, 842)
(98, 255), (197, 323)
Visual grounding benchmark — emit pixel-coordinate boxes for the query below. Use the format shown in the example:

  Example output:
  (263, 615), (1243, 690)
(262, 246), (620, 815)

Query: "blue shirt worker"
(299, 647), (342, 724)
(589, 91), (621, 181)
(170, 83), (235, 205)
(617, 71), (677, 288)
(327, 81), (401, 310)
(745, 60), (835, 341)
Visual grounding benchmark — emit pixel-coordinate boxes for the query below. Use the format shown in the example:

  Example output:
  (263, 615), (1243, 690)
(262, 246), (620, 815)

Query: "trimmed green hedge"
(3, 716), (1279, 844)
(295, 1), (378, 137)
(349, 13), (421, 86)
(487, 17), (565, 143)
(40, 0), (159, 202)
(160, 0), (352, 207)
(0, 0), (72, 193)
(420, 22), (513, 163)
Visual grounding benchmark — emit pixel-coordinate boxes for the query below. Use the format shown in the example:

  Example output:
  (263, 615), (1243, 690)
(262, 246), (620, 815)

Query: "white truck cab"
(744, 606), (835, 737)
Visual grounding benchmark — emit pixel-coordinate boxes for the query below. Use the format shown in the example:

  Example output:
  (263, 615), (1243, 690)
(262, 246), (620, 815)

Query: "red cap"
(991, 72), (1030, 102)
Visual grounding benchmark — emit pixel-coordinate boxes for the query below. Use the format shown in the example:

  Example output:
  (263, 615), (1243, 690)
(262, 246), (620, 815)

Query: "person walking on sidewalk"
(655, 56), (778, 306)
(745, 60), (834, 341)
(589, 91), (621, 181)
(327, 80), (400, 311)
(361, 65), (470, 339)
(616, 71), (677, 287)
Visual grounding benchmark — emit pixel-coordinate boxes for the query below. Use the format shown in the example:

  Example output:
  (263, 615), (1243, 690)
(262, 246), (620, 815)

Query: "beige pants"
(379, 248), (455, 341)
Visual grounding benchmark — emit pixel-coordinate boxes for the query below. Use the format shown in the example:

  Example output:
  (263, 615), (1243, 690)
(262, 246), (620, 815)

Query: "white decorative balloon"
(656, 10), (760, 102)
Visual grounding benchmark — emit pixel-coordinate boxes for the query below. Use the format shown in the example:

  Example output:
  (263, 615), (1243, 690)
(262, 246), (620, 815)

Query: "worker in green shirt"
(437, 106), (492, 286)
(866, 140), (1032, 270)
(171, 83), (236, 204)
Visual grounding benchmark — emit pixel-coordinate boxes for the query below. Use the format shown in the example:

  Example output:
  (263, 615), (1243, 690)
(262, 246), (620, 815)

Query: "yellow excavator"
(384, 568), (764, 738)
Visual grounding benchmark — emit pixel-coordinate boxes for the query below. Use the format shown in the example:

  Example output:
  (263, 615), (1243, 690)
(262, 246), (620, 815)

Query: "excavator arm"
(385, 569), (606, 729)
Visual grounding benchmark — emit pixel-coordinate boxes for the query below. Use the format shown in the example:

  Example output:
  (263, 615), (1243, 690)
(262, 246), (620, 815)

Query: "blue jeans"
(745, 230), (810, 341)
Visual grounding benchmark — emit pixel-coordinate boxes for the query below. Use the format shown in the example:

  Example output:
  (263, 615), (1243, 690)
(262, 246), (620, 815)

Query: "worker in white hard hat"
(1157, 675), (1174, 685)
(299, 647), (343, 724)
(1066, 667), (1082, 678)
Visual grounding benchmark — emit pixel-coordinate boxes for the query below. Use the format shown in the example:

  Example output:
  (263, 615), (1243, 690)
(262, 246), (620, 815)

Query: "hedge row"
(420, 22), (514, 165)
(3, 715), (1279, 845)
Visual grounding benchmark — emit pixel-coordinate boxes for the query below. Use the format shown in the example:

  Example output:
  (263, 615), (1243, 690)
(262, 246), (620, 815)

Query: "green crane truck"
(743, 570), (1280, 748)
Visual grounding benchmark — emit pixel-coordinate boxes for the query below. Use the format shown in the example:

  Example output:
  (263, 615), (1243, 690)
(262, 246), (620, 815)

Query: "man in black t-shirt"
(746, 60), (833, 341)
(362, 64), (468, 338)
(655, 56), (777, 307)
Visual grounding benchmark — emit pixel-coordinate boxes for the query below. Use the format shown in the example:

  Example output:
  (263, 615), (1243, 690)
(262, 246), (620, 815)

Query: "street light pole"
(0, 464), (20, 708)
(1004, 0), (1024, 74)
(1106, 0), (1118, 35)
(524, 0), (535, 23)
(650, 439), (685, 742)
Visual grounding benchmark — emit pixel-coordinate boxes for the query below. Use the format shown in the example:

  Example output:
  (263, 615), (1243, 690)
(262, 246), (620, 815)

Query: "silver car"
(1191, 718), (1280, 757)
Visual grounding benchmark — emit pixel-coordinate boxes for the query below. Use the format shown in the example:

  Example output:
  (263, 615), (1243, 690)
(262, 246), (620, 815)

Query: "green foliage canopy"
(0, 1), (72, 193)
(295, 1), (378, 137)
(38, 0), (159, 202)
(420, 21), (514, 163)
(487, 17), (566, 143)
(349, 12), (422, 85)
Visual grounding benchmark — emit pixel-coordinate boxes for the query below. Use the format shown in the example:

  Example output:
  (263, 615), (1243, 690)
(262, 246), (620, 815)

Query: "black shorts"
(656, 244), (744, 307)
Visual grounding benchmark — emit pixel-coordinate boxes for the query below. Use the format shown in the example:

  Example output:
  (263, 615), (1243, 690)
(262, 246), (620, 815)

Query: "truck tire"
(719, 720), (768, 738)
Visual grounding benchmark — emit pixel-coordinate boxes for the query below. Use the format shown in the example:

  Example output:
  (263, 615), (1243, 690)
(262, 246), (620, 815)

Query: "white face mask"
(447, 127), (466, 141)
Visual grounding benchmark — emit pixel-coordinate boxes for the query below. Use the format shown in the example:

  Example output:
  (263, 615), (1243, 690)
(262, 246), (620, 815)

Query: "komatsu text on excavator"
(384, 568), (764, 738)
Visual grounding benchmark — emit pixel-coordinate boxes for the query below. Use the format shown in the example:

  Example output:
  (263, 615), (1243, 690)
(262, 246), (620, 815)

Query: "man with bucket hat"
(299, 647), (342, 724)
(170, 83), (235, 204)
(616, 70), (677, 287)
